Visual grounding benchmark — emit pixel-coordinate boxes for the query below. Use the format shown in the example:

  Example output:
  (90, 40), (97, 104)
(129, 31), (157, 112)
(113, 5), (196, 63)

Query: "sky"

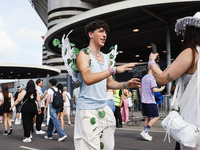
(0, 0), (47, 65)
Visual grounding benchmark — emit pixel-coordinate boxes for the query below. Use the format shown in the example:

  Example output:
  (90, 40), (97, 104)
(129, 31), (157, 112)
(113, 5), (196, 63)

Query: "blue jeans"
(47, 104), (66, 137)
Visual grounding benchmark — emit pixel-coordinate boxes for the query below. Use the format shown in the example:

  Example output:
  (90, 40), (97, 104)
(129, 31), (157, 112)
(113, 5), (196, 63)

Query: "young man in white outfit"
(74, 20), (141, 150)
(63, 87), (71, 125)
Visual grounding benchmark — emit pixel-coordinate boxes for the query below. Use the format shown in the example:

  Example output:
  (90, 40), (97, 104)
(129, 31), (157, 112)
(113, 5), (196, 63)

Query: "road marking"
(116, 127), (166, 133)
(19, 146), (40, 150)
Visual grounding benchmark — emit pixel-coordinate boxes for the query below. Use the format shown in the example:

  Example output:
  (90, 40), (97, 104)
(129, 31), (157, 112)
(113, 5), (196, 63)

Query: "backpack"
(51, 88), (63, 108)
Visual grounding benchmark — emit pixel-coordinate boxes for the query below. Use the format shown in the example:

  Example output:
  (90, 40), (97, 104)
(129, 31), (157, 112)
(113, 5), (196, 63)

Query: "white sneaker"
(36, 130), (46, 134)
(23, 138), (32, 143)
(44, 135), (53, 140)
(147, 132), (153, 139)
(68, 121), (71, 125)
(41, 123), (46, 127)
(140, 131), (152, 141)
(15, 120), (21, 125)
(58, 135), (67, 142)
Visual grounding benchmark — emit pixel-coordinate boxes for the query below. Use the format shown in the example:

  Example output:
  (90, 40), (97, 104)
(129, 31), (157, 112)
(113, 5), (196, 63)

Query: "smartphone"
(151, 43), (157, 54)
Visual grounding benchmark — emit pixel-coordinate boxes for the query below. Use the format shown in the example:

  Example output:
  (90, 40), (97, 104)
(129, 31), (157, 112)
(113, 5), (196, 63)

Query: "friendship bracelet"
(122, 81), (127, 89)
(109, 66), (117, 75)
(148, 59), (156, 67)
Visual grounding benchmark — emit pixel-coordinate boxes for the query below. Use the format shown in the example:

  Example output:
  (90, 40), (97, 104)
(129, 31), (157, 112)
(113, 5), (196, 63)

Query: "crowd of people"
(0, 78), (73, 143)
(0, 11), (200, 150)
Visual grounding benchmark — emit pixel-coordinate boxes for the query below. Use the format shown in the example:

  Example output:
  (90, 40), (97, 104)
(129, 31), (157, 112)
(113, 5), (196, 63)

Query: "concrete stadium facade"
(30, 0), (200, 93)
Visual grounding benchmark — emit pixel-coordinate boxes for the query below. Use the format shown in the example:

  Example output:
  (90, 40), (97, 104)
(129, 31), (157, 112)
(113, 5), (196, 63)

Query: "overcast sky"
(0, 0), (46, 65)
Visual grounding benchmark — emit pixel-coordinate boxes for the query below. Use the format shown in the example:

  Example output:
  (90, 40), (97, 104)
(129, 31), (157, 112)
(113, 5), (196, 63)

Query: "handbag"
(161, 110), (199, 148)
(18, 99), (28, 112)
(154, 92), (163, 104)
(161, 72), (200, 148)
(128, 97), (133, 107)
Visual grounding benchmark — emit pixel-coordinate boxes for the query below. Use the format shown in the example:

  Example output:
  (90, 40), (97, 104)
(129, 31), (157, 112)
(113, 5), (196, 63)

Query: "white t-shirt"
(36, 86), (45, 107)
(106, 91), (114, 100)
(64, 91), (71, 107)
(47, 87), (58, 103)
(73, 87), (80, 102)
(0, 93), (3, 102)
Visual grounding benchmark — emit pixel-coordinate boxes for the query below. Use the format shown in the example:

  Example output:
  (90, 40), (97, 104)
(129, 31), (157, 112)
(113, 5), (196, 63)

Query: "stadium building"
(29, 0), (200, 93)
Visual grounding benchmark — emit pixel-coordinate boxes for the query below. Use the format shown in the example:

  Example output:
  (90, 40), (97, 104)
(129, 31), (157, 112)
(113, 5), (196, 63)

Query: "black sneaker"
(8, 129), (12, 135)
(3, 131), (8, 135)
(52, 130), (58, 135)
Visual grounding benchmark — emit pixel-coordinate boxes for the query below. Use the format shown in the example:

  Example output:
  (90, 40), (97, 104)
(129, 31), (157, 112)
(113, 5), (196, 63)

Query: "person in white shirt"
(35, 79), (47, 134)
(44, 79), (67, 142)
(73, 83), (80, 106)
(63, 87), (71, 125)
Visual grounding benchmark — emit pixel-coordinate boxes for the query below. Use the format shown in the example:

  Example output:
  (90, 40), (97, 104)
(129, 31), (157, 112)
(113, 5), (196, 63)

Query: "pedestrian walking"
(140, 66), (165, 141)
(2, 84), (13, 135)
(43, 79), (67, 142)
(10, 80), (41, 142)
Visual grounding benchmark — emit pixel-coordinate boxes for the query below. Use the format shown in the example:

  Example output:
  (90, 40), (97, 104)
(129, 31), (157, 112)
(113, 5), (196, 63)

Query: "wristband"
(122, 82), (127, 89)
(148, 59), (156, 67)
(109, 66), (117, 75)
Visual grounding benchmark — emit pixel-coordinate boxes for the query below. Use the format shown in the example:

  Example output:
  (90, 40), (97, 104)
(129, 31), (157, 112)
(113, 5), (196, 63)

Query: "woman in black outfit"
(10, 80), (41, 143)
(2, 84), (13, 135)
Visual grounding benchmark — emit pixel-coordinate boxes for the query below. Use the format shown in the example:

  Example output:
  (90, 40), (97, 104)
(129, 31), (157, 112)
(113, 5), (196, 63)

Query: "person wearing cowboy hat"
(148, 12), (200, 150)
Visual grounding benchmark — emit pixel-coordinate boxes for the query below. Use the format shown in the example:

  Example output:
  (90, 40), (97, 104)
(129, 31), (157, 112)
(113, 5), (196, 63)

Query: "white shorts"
(65, 106), (70, 115)
(74, 105), (116, 150)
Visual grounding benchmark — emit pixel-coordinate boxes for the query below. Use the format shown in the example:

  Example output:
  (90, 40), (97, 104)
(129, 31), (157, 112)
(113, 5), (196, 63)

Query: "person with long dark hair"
(148, 12), (200, 149)
(2, 84), (13, 135)
(10, 80), (41, 142)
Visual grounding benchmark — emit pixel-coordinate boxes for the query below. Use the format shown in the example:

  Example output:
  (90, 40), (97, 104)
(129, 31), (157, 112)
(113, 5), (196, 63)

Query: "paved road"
(0, 119), (176, 150)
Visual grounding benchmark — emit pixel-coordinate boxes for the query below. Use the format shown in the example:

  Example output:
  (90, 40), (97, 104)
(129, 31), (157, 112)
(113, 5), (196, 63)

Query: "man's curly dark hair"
(84, 20), (110, 38)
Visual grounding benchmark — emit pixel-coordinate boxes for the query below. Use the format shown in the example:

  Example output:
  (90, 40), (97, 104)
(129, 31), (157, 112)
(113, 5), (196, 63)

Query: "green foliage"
(109, 46), (114, 51)
(67, 59), (72, 65)
(110, 54), (114, 59)
(82, 48), (89, 54)
(70, 42), (75, 47)
(89, 59), (92, 67)
(58, 44), (62, 48)
(53, 38), (60, 47)
(100, 142), (104, 149)
(65, 48), (67, 55)
(73, 47), (79, 56)
(71, 63), (79, 72)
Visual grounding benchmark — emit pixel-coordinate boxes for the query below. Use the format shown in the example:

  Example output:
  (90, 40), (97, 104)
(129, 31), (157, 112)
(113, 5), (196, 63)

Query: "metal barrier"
(158, 95), (171, 119)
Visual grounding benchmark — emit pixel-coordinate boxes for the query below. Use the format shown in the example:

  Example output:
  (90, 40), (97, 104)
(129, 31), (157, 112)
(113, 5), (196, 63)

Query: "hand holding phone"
(151, 43), (157, 54)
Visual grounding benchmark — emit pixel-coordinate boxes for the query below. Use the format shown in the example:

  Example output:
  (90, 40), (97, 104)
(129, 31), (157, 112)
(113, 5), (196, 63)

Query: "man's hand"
(126, 78), (141, 88)
(116, 63), (137, 73)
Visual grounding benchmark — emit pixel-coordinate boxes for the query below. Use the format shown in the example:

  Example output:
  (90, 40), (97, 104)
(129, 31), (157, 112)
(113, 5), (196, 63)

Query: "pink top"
(141, 74), (157, 104)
